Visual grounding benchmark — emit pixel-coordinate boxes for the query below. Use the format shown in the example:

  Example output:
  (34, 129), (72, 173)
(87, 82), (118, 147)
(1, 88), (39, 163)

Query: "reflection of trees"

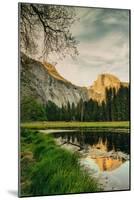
(54, 131), (129, 154)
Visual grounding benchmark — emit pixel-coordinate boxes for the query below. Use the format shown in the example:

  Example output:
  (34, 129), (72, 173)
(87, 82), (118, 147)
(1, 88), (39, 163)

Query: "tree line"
(21, 85), (130, 122)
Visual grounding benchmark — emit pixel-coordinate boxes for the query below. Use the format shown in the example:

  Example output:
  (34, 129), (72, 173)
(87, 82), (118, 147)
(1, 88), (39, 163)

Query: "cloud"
(55, 7), (129, 86)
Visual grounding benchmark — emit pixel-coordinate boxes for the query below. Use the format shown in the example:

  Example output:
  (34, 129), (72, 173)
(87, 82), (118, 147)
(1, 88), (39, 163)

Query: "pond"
(52, 129), (130, 191)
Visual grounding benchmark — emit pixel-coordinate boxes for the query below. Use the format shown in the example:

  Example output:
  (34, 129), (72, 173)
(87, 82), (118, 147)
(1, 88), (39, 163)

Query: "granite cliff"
(88, 73), (129, 103)
(20, 53), (89, 107)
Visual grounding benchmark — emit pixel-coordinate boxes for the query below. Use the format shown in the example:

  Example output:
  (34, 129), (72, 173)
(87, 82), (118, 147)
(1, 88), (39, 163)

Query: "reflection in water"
(53, 130), (130, 155)
(93, 157), (124, 171)
(93, 138), (108, 151)
(53, 129), (130, 190)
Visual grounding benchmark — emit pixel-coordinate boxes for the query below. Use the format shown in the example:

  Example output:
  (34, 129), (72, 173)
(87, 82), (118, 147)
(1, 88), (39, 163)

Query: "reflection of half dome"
(93, 157), (124, 172)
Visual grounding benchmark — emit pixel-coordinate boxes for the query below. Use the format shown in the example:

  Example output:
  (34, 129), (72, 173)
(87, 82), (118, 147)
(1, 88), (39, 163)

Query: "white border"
(0, 0), (133, 199)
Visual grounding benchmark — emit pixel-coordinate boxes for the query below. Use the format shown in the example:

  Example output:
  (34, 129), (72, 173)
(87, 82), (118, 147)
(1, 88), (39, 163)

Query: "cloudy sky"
(55, 7), (130, 87)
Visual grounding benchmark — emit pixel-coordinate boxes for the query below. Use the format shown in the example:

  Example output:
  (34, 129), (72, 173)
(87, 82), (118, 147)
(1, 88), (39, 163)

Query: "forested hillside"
(21, 85), (130, 122)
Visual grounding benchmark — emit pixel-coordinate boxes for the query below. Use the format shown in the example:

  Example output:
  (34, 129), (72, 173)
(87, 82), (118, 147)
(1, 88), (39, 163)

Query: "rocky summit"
(88, 73), (129, 103)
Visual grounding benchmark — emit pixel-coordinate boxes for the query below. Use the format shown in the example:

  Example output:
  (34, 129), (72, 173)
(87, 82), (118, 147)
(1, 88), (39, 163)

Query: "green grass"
(20, 128), (100, 197)
(21, 121), (129, 130)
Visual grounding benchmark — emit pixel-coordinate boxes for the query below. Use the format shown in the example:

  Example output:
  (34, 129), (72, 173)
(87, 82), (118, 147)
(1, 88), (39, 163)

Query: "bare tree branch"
(20, 3), (78, 60)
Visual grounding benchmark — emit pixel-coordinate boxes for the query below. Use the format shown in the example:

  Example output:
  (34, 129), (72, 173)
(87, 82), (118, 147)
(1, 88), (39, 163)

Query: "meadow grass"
(21, 121), (129, 130)
(20, 128), (100, 197)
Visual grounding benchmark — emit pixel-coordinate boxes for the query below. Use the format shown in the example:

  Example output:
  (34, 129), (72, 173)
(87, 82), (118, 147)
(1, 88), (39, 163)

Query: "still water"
(52, 130), (130, 191)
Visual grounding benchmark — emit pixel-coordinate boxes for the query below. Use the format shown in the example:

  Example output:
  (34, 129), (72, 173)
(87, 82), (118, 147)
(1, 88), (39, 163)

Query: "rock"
(88, 73), (129, 104)
(20, 52), (89, 108)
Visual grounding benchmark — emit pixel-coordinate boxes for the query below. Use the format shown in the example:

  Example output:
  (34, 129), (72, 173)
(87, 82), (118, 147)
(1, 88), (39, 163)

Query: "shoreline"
(20, 128), (100, 196)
